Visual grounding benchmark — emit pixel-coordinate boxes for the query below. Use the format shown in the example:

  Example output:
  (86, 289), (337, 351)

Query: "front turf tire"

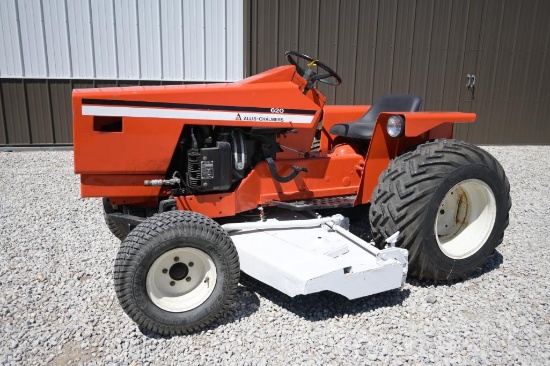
(114, 211), (240, 335)
(369, 139), (511, 281)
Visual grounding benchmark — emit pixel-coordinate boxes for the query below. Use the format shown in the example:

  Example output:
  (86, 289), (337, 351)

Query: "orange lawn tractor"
(73, 51), (511, 335)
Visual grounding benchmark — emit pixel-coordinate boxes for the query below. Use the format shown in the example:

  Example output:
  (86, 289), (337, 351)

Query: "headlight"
(387, 115), (405, 137)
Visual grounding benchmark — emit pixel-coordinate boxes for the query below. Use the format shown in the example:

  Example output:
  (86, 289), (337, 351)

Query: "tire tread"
(113, 211), (239, 335)
(369, 139), (511, 280)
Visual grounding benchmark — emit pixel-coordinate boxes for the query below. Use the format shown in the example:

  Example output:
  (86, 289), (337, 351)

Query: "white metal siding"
(66, 0), (95, 78)
(42, 0), (71, 77)
(0, 0), (244, 81)
(114, 0), (140, 79)
(18, 0), (48, 77)
(183, 0), (206, 80)
(0, 0), (24, 77)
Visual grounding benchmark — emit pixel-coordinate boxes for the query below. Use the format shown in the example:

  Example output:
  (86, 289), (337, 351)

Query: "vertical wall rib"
(0, 0), (243, 81)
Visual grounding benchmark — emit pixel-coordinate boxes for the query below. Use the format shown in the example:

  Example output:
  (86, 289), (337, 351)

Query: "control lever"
(262, 145), (308, 183)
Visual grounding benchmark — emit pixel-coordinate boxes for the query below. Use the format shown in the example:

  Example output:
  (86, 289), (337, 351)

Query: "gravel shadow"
(137, 284), (261, 338)
(407, 250), (504, 288)
(239, 273), (411, 322)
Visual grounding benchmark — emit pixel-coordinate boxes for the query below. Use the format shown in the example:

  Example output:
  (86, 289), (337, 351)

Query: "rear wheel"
(114, 211), (240, 335)
(102, 198), (131, 241)
(369, 139), (511, 281)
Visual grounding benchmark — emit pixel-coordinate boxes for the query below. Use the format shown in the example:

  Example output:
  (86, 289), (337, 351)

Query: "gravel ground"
(1, 146), (549, 365)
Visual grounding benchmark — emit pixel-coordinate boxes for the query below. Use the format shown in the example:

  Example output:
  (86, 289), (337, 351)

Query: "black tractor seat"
(329, 94), (422, 140)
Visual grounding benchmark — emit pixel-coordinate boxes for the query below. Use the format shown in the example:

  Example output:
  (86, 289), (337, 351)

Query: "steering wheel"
(285, 51), (342, 87)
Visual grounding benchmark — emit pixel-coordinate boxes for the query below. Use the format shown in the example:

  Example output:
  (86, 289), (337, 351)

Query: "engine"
(172, 125), (280, 194)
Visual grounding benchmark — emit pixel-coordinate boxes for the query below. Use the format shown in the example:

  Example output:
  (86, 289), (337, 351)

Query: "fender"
(355, 111), (476, 204)
(380, 111), (476, 137)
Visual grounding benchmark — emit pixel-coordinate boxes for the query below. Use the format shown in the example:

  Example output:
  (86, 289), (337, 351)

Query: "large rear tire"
(114, 211), (240, 335)
(369, 139), (511, 281)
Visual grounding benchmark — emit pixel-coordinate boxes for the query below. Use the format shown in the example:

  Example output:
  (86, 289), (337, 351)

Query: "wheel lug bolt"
(440, 210), (445, 215)
(162, 268), (168, 274)
(174, 256), (179, 262)
(170, 281), (175, 286)
(186, 277), (191, 282)
(188, 262), (194, 267)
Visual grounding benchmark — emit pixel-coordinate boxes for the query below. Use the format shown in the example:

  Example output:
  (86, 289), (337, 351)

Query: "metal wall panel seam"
(532, 0), (550, 142)
(249, 0), (256, 74)
(208, 0), (226, 80)
(513, 0), (538, 143)
(495, 0), (520, 143)
(350, 0), (361, 103)
(63, 0), (73, 77)
(224, 0), (228, 80)
(18, 0), (42, 76)
(0, 1), (11, 76)
(14, 0), (25, 77)
(329, 0), (341, 104)
(484, 0), (506, 141)
(534, 1), (550, 109)
(38, 0), (49, 76)
(369, 0), (379, 103)
(521, 0), (545, 143)
(135, 0), (141, 79)
(0, 84), (7, 143)
(439, 0), (453, 110)
(388, 0), (399, 94)
(45, 79), (56, 143)
(455, 0), (470, 110)
(333, 0), (341, 104)
(181, 0), (186, 79)
(468, 0), (486, 142)
(275, 0), (280, 66)
(227, 0), (244, 80)
(518, 0), (536, 116)
(314, 0), (320, 57)
(22, 80), (32, 143)
(421, 0), (435, 103)
(87, 0), (96, 78)
(112, 0), (119, 79)
(203, 0), (207, 80)
(161, 0), (185, 79)
(294, 0), (300, 55)
(157, 0), (162, 79)
(406, 0), (417, 94)
(26, 79), (55, 142)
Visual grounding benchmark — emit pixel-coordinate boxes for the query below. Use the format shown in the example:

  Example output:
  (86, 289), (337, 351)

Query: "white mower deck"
(222, 212), (408, 299)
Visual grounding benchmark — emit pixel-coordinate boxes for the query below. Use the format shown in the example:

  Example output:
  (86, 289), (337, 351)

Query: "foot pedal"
(270, 195), (356, 211)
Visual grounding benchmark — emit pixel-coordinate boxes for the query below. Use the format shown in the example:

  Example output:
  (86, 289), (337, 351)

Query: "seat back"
(361, 94), (422, 126)
(328, 94), (422, 139)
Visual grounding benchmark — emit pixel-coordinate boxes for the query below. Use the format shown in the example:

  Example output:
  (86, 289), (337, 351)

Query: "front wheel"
(113, 211), (240, 335)
(369, 139), (511, 281)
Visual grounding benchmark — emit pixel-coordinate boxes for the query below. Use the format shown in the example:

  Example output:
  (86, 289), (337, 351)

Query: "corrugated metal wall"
(454, 0), (550, 144)
(2, 0), (550, 145)
(0, 79), (199, 145)
(246, 0), (550, 144)
(0, 0), (244, 82)
(0, 0), (244, 146)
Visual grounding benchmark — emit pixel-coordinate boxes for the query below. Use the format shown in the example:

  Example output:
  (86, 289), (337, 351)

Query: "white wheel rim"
(435, 179), (497, 259)
(146, 247), (217, 312)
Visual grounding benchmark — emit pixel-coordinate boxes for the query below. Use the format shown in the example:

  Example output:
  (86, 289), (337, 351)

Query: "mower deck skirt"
(223, 213), (408, 299)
